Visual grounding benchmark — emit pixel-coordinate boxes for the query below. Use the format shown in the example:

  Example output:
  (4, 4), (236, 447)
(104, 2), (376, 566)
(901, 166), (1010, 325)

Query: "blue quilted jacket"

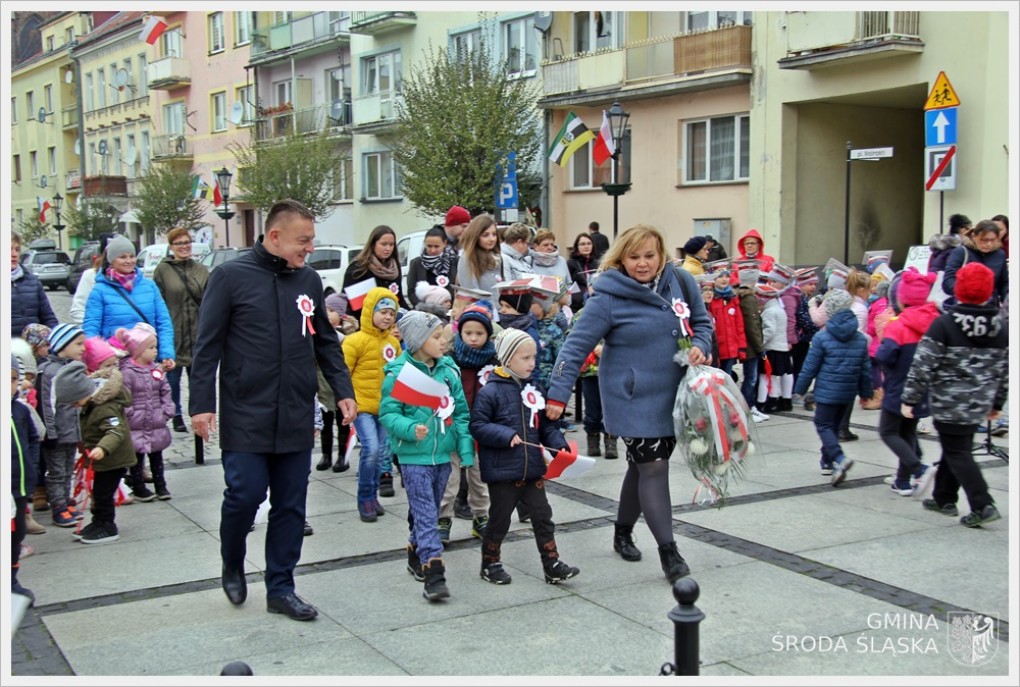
(794, 309), (873, 405)
(83, 268), (175, 362)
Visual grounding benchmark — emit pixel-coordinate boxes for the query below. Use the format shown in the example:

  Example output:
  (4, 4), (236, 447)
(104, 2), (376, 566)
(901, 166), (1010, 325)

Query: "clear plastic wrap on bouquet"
(673, 363), (758, 504)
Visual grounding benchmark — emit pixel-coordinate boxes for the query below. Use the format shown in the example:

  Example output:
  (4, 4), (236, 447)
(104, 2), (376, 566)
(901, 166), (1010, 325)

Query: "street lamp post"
(215, 167), (235, 247)
(601, 101), (632, 239)
(52, 193), (66, 252)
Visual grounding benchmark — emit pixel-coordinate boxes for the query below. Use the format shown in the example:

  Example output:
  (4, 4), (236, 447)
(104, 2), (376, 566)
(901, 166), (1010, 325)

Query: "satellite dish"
(38, 107), (48, 123)
(534, 12), (553, 33)
(125, 146), (137, 165)
(65, 69), (74, 84)
(330, 98), (345, 121)
(229, 101), (244, 125)
(115, 68), (129, 88)
(74, 139), (81, 155)
(39, 175), (48, 188)
(98, 139), (108, 155)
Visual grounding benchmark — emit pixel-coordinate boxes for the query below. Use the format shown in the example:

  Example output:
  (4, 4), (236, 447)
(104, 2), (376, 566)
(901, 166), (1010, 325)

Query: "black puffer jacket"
(189, 239), (355, 453)
(470, 369), (568, 483)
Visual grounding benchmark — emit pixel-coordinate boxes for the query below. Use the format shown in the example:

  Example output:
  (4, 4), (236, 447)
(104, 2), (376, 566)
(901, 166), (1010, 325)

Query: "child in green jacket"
(379, 311), (474, 603)
(53, 361), (135, 545)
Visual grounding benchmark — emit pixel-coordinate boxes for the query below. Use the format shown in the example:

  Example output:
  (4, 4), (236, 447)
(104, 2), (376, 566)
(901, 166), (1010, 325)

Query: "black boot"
(657, 542), (691, 583)
(763, 397), (780, 414)
(406, 545), (424, 582)
(379, 472), (395, 497)
(130, 461), (156, 502)
(317, 413), (334, 470)
(332, 424), (351, 472)
(422, 558), (450, 601)
(613, 523), (642, 561)
(604, 434), (619, 460)
(151, 454), (171, 500)
(778, 398), (793, 412)
(172, 415), (187, 433)
(586, 433), (602, 457)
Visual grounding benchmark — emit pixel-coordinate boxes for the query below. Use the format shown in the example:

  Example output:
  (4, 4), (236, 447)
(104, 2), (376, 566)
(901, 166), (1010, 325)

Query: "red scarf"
(105, 267), (136, 292)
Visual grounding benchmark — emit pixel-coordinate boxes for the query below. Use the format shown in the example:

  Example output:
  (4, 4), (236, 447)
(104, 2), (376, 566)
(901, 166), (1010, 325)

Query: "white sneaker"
(751, 408), (770, 423)
(883, 475), (896, 485)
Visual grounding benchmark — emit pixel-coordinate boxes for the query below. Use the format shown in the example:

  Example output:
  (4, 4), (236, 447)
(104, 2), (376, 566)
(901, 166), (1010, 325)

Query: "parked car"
(308, 245), (361, 296)
(396, 230), (428, 295)
(199, 247), (252, 271)
(66, 241), (102, 294)
(20, 249), (72, 291)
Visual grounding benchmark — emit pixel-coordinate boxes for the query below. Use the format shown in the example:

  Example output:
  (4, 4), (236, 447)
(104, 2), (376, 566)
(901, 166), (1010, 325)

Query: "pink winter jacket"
(119, 357), (175, 454)
(866, 296), (888, 357)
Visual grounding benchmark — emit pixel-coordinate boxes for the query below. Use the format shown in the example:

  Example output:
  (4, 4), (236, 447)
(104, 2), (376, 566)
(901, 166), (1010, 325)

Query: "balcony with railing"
(147, 56), (191, 90)
(61, 103), (79, 130)
(83, 175), (127, 196)
(151, 133), (193, 161)
(541, 25), (752, 103)
(254, 103), (352, 141)
(779, 11), (923, 69)
(250, 11), (350, 63)
(348, 11), (416, 36)
(351, 92), (403, 133)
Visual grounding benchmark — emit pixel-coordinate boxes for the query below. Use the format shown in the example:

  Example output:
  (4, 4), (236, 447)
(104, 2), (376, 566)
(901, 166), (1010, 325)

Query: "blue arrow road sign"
(925, 107), (957, 147)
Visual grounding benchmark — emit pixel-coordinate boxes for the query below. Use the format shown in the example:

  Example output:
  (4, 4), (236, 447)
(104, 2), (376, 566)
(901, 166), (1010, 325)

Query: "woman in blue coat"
(545, 225), (713, 584)
(82, 235), (176, 366)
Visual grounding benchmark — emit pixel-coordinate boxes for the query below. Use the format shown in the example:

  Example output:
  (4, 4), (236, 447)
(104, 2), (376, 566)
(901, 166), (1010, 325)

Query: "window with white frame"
(234, 11), (251, 46)
(235, 86), (255, 126)
(332, 157), (353, 201)
(686, 11), (752, 32)
(26, 91), (34, 118)
(274, 80), (292, 106)
(12, 97), (17, 123)
(48, 147), (57, 175)
(65, 27), (74, 45)
(569, 129), (631, 189)
(122, 57), (132, 94)
(137, 53), (148, 97)
(573, 11), (621, 53)
(97, 69), (106, 107)
(85, 73), (94, 110)
(13, 155), (21, 182)
(328, 12), (349, 34)
(30, 151), (38, 178)
(211, 92), (227, 132)
(326, 67), (351, 125)
(43, 84), (53, 114)
(140, 131), (150, 172)
(127, 133), (138, 177)
(113, 138), (122, 175)
(46, 35), (54, 52)
(684, 114), (750, 183)
(362, 51), (402, 96)
(109, 62), (120, 104)
(362, 151), (401, 200)
(503, 16), (538, 77)
(161, 28), (183, 58)
(163, 102), (185, 136)
(452, 28), (481, 61)
(88, 142), (96, 171)
(16, 209), (24, 226)
(208, 13), (225, 53)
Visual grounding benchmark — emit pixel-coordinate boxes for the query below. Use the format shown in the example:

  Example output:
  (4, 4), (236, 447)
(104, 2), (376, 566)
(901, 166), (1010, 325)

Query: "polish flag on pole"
(391, 363), (450, 411)
(343, 277), (376, 311)
(544, 442), (597, 479)
(139, 15), (169, 45)
(212, 176), (224, 206)
(592, 110), (615, 166)
(37, 197), (52, 223)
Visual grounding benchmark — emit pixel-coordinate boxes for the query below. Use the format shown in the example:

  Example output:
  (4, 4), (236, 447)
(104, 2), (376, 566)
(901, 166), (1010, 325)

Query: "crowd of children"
(11, 214), (1008, 609)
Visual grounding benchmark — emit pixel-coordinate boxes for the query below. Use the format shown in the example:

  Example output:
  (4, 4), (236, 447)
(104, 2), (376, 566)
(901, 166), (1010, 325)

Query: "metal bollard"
(195, 435), (204, 465)
(659, 577), (705, 676)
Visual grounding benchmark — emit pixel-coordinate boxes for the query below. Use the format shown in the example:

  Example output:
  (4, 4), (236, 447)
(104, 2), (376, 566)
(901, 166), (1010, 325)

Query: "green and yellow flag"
(548, 112), (595, 167)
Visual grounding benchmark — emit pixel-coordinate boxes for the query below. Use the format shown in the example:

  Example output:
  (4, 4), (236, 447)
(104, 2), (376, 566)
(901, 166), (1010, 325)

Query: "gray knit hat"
(105, 235), (136, 262)
(52, 361), (97, 405)
(397, 310), (443, 354)
(11, 353), (23, 384)
(823, 288), (853, 317)
(494, 328), (534, 366)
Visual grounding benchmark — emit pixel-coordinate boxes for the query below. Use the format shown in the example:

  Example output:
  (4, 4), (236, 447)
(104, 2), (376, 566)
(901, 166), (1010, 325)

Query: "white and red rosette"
(521, 383), (546, 428)
(382, 344), (397, 362)
(389, 282), (400, 294)
(436, 394), (455, 433)
(436, 275), (450, 288)
(295, 294), (317, 337)
(477, 364), (495, 386)
(151, 368), (165, 381)
(672, 298), (694, 337)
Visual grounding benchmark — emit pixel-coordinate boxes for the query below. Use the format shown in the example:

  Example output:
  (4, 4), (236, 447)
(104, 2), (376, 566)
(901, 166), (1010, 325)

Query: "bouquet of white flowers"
(673, 363), (757, 504)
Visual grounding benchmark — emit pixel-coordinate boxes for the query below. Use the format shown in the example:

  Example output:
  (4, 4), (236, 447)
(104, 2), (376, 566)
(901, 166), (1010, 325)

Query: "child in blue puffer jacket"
(470, 328), (580, 587)
(794, 289), (873, 487)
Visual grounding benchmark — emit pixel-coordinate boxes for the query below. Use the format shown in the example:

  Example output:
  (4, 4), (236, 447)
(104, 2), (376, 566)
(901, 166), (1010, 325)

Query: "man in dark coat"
(588, 221), (610, 262)
(190, 200), (356, 621)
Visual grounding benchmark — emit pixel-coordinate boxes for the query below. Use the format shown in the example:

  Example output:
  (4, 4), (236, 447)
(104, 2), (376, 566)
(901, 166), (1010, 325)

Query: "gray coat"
(36, 354), (82, 444)
(547, 266), (713, 438)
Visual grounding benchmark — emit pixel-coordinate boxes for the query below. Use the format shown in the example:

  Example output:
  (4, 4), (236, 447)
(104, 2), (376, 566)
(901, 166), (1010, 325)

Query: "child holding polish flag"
(469, 329), (580, 587)
(379, 311), (474, 602)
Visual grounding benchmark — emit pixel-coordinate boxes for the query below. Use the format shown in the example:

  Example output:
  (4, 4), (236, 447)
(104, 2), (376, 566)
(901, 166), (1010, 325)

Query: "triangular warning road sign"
(924, 71), (960, 110)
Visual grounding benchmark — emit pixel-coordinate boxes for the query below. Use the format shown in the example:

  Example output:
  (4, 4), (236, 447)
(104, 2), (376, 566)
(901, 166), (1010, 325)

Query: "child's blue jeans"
(813, 402), (847, 467)
(353, 413), (388, 501)
(403, 463), (452, 563)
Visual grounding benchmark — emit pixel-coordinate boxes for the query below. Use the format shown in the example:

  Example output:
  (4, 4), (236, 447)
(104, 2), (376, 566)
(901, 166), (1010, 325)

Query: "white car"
(139, 242), (212, 279)
(308, 245), (362, 297)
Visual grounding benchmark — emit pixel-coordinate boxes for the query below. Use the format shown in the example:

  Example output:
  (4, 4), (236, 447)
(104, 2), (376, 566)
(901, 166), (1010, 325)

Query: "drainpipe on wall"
(69, 42), (87, 216)
(542, 109), (550, 229)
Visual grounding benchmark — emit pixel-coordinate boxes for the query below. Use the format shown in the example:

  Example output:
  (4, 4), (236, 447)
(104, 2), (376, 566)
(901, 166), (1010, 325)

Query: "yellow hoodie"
(342, 287), (403, 415)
